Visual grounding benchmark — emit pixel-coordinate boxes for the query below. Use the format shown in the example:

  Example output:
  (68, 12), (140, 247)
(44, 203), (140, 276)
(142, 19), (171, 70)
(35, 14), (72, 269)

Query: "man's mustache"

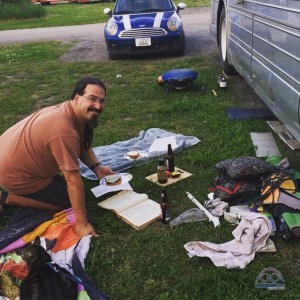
(88, 108), (102, 114)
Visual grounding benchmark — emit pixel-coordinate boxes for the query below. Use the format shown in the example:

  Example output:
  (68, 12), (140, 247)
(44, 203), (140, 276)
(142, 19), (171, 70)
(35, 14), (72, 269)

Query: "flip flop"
(0, 191), (9, 216)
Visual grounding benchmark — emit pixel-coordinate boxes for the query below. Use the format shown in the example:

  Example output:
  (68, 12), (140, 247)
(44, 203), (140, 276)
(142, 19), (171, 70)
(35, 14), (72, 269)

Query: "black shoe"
(0, 191), (9, 215)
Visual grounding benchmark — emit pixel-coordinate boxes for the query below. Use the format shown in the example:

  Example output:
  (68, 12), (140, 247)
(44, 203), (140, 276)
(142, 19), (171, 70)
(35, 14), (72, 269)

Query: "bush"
(0, 0), (47, 20)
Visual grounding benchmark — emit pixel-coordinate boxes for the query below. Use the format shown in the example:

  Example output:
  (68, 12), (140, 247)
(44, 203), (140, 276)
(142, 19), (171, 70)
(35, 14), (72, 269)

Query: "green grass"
(0, 0), (47, 21)
(0, 0), (210, 30)
(1, 41), (300, 299)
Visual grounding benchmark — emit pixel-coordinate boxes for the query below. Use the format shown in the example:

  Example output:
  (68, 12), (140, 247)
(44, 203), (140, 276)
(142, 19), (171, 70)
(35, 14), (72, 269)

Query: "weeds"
(0, 0), (46, 20)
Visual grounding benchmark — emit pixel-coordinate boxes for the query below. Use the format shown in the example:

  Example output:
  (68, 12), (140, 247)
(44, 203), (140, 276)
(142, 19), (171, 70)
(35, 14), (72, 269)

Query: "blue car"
(103, 0), (186, 59)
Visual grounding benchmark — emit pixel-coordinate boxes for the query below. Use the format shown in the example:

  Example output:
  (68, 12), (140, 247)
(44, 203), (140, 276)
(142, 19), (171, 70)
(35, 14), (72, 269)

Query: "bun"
(105, 174), (122, 186)
(127, 151), (140, 159)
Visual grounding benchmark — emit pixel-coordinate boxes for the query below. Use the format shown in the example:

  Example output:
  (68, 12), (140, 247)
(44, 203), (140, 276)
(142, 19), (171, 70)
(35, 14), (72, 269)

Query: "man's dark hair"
(71, 77), (106, 150)
(70, 76), (106, 99)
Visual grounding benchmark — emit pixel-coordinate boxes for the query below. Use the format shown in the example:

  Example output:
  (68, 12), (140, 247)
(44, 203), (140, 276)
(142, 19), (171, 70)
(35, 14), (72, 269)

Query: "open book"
(98, 190), (161, 230)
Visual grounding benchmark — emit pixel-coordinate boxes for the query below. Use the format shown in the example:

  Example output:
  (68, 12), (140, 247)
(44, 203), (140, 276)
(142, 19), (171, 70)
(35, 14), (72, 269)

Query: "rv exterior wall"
(210, 0), (300, 141)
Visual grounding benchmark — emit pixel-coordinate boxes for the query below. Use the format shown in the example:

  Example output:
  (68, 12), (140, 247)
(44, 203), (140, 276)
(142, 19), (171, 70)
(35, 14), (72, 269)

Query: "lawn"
(0, 40), (299, 299)
(1, 0), (300, 298)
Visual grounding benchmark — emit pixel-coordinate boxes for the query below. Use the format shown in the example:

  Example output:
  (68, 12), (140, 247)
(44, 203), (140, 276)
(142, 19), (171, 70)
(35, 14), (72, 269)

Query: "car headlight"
(106, 21), (118, 36)
(167, 17), (181, 31)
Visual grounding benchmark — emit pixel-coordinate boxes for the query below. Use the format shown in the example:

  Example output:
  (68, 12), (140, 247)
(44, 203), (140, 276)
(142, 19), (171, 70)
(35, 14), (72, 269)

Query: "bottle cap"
(158, 158), (165, 166)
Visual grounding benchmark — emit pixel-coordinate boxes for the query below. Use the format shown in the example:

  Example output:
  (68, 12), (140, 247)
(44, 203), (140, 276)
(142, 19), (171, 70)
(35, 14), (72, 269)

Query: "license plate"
(135, 37), (151, 47)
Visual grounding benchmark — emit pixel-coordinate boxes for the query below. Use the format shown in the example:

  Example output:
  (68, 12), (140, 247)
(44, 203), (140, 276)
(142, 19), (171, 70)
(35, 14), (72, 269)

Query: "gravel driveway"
(0, 6), (265, 108)
(54, 7), (216, 62)
(0, 7), (216, 62)
(59, 6), (216, 62)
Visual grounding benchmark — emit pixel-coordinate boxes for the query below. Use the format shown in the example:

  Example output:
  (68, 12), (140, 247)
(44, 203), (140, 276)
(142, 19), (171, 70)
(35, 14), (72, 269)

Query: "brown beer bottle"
(166, 144), (175, 172)
(160, 187), (171, 224)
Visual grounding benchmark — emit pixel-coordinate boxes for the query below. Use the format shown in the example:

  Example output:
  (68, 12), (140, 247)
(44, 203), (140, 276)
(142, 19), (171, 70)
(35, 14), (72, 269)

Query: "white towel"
(184, 212), (274, 269)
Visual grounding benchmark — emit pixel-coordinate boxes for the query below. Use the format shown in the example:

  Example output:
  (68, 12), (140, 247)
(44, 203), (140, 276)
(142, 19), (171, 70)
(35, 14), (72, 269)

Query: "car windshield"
(114, 0), (174, 14)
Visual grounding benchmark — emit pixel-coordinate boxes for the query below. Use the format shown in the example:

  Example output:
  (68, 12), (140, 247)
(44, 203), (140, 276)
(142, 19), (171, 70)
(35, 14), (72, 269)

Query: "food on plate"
(105, 174), (122, 185)
(127, 151), (140, 159)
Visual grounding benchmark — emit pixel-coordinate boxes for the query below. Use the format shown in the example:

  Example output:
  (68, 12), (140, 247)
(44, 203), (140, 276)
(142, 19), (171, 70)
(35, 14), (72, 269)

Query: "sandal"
(0, 191), (9, 216)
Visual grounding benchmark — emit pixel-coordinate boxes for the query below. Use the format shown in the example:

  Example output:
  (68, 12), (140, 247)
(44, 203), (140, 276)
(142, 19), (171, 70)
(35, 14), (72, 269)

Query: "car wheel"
(177, 33), (186, 56)
(108, 52), (117, 60)
(175, 32), (186, 56)
(219, 7), (237, 75)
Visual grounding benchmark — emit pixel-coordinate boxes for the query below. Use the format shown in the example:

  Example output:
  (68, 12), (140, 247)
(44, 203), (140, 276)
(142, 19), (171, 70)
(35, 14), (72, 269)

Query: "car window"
(114, 0), (174, 14)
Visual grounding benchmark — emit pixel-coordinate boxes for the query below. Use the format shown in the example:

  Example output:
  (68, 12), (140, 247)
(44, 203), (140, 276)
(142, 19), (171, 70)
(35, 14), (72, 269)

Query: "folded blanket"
(80, 128), (200, 180)
(184, 212), (274, 269)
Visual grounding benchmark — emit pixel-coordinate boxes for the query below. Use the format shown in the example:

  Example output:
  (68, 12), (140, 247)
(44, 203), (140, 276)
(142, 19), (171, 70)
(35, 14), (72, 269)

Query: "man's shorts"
(23, 175), (71, 209)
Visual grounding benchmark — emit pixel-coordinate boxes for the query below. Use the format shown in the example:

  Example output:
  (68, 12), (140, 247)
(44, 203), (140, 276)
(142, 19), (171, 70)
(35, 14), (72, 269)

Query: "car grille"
(119, 28), (167, 38)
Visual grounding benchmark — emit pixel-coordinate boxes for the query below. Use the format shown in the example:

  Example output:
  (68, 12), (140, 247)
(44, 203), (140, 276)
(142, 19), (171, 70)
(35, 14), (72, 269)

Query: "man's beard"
(88, 108), (102, 128)
(88, 116), (99, 129)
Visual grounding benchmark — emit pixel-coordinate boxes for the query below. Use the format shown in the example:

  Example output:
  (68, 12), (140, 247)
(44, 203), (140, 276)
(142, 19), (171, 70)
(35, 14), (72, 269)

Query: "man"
(0, 77), (114, 237)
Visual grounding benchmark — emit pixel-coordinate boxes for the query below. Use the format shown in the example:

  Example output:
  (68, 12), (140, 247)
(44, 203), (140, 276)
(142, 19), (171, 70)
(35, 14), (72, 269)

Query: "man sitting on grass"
(0, 76), (114, 237)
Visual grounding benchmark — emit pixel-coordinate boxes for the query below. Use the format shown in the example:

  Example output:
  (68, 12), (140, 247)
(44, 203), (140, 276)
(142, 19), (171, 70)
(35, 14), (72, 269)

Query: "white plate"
(124, 151), (148, 161)
(100, 173), (132, 186)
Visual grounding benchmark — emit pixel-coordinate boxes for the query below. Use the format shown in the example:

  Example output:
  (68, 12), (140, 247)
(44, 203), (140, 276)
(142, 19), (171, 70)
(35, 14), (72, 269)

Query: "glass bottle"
(157, 157), (168, 184)
(166, 144), (175, 172)
(218, 75), (227, 91)
(160, 187), (171, 224)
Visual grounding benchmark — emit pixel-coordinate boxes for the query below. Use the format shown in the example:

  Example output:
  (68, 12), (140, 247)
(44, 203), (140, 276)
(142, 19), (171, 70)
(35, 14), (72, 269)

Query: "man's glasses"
(80, 95), (106, 106)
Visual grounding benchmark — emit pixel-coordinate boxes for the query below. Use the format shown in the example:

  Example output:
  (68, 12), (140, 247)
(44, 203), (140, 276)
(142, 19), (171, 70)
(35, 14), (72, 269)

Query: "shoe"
(0, 191), (9, 216)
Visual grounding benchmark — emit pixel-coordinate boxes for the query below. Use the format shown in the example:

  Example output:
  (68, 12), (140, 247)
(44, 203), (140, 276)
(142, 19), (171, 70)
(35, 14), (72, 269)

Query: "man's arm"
(62, 169), (98, 237)
(80, 148), (115, 179)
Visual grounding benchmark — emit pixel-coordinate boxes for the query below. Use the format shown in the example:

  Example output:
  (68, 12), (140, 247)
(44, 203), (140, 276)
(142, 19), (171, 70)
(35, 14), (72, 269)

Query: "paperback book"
(98, 190), (161, 230)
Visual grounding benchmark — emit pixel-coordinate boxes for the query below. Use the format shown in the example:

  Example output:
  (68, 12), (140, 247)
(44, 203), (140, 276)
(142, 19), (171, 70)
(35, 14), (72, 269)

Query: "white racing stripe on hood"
(153, 12), (164, 28)
(123, 15), (131, 29)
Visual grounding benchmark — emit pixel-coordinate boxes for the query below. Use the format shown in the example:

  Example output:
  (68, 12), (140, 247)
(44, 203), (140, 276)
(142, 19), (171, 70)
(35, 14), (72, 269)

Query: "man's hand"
(96, 165), (115, 179)
(75, 222), (98, 237)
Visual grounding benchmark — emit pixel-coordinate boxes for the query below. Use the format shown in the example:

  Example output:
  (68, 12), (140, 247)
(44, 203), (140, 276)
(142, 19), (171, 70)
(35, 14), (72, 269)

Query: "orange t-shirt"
(0, 101), (83, 195)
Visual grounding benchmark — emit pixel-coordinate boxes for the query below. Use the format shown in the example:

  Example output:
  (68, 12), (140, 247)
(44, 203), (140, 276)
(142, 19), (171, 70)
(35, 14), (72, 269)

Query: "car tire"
(177, 33), (186, 56)
(218, 7), (238, 75)
(108, 52), (117, 60)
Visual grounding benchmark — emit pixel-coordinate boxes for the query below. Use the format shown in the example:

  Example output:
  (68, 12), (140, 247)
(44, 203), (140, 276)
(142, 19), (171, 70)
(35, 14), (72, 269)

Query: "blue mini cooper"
(103, 0), (186, 59)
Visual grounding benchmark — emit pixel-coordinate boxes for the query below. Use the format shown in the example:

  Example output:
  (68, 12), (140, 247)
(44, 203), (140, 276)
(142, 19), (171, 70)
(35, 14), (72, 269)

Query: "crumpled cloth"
(204, 198), (228, 217)
(184, 212), (274, 269)
(79, 128), (200, 180)
(170, 208), (208, 228)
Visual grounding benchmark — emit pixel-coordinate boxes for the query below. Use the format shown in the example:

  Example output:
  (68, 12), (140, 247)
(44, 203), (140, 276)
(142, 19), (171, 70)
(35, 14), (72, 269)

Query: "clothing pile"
(184, 156), (300, 269)
(208, 156), (300, 240)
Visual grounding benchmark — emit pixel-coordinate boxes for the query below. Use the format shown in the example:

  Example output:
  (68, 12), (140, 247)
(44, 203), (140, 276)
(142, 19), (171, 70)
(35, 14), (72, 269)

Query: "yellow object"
(262, 173), (296, 204)
(262, 188), (280, 204)
(0, 270), (19, 300)
(157, 76), (164, 85)
(171, 171), (181, 178)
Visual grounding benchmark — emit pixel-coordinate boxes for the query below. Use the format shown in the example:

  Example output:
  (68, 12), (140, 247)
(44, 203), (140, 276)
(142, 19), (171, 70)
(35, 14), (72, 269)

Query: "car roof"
(114, 0), (175, 15)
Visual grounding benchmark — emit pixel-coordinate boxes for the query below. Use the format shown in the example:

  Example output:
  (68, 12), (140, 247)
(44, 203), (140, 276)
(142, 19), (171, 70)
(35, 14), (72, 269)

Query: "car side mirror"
(177, 3), (186, 13)
(103, 8), (112, 17)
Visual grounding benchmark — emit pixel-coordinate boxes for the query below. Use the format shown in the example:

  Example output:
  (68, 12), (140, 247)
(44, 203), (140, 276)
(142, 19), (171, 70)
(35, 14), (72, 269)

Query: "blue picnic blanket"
(79, 128), (200, 180)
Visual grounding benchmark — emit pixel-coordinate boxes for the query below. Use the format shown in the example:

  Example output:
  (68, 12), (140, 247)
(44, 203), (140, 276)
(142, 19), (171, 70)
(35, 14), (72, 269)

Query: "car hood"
(110, 11), (179, 30)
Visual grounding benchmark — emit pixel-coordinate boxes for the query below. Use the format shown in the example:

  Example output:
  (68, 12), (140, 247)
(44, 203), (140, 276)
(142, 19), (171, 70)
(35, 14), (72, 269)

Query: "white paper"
(250, 132), (281, 157)
(149, 136), (177, 153)
(91, 182), (133, 198)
